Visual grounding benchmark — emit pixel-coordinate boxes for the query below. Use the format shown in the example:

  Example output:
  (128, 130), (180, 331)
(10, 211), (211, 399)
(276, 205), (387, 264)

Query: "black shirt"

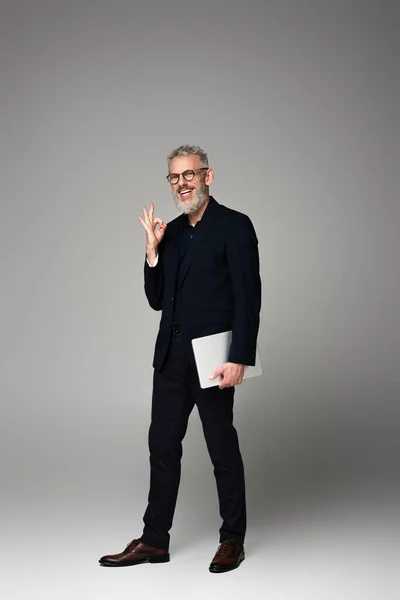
(172, 215), (203, 325)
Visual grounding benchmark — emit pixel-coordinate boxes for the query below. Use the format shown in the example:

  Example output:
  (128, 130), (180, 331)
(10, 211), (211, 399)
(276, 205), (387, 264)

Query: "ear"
(205, 167), (214, 186)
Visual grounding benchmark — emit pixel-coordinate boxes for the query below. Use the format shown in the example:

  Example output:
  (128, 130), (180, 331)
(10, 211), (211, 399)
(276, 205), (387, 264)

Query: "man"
(99, 145), (261, 573)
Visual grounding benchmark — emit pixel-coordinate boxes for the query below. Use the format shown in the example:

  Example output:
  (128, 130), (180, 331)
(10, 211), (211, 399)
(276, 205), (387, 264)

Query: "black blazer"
(144, 197), (261, 372)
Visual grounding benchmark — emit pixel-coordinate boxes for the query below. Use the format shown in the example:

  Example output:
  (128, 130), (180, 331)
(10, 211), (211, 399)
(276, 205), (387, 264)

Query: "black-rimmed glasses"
(166, 167), (208, 185)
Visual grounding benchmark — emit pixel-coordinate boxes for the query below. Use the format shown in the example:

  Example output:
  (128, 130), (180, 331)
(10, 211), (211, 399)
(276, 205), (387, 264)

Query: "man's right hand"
(137, 202), (167, 265)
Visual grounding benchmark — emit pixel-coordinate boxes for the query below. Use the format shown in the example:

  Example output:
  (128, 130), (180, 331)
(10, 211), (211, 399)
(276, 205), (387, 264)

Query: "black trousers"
(140, 335), (246, 550)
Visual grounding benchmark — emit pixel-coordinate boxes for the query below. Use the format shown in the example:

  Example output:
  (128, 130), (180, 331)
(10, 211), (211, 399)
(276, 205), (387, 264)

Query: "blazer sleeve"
(144, 247), (164, 311)
(226, 214), (261, 365)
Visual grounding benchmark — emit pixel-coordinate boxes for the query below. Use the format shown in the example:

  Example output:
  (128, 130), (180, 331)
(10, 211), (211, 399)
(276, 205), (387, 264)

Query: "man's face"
(168, 154), (213, 215)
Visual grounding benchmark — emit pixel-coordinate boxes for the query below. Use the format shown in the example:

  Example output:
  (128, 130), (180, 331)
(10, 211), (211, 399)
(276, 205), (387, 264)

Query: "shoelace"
(125, 539), (140, 553)
(216, 539), (236, 558)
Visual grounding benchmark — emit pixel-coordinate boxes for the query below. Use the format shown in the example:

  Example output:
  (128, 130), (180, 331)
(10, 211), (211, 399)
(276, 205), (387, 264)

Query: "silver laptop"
(191, 330), (262, 389)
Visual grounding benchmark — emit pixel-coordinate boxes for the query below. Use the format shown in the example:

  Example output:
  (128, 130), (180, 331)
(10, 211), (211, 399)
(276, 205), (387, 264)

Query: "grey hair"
(167, 144), (209, 167)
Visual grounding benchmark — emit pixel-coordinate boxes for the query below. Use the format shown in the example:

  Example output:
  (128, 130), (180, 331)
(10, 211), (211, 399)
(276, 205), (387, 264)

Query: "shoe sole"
(209, 552), (245, 574)
(99, 554), (170, 567)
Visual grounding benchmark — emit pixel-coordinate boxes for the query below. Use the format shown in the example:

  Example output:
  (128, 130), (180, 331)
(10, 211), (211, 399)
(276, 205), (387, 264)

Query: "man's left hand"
(209, 362), (245, 389)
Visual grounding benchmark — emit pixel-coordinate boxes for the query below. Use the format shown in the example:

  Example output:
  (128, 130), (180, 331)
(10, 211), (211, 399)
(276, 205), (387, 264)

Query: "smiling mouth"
(178, 189), (193, 198)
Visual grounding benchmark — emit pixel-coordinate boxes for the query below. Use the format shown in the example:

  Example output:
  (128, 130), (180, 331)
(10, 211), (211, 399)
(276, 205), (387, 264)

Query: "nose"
(177, 173), (188, 185)
(178, 178), (192, 190)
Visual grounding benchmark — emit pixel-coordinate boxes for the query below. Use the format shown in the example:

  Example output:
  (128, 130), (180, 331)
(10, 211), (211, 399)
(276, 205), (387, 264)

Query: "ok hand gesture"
(137, 202), (167, 262)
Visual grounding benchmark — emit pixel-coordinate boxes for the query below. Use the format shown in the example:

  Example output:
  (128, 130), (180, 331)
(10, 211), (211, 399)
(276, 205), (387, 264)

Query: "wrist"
(146, 248), (158, 265)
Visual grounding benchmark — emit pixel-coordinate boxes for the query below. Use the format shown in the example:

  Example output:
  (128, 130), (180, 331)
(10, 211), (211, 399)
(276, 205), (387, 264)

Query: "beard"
(173, 183), (208, 215)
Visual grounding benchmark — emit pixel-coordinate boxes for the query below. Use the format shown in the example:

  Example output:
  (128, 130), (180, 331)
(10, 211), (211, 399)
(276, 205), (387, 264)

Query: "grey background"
(1, 1), (399, 598)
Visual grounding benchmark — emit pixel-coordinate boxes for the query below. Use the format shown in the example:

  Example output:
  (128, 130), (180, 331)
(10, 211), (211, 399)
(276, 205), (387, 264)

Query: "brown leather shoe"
(99, 538), (170, 567)
(209, 539), (245, 573)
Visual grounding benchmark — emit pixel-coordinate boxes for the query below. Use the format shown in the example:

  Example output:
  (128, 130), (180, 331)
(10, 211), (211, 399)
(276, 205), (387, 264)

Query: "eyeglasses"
(166, 167), (208, 185)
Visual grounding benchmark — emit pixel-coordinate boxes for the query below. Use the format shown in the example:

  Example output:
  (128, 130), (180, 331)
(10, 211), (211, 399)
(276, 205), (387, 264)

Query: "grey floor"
(2, 477), (398, 600)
